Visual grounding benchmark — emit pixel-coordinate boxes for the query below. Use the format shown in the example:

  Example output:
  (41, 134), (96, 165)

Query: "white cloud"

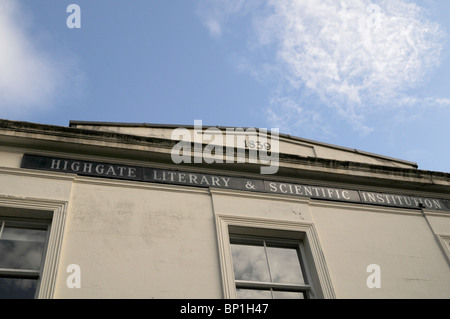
(198, 0), (447, 133)
(0, 0), (83, 116)
(197, 0), (259, 37)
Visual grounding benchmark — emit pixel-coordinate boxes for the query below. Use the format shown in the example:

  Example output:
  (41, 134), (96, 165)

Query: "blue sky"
(1, 0), (449, 173)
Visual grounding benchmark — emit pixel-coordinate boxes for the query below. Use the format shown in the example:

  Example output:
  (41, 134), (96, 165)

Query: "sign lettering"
(21, 154), (450, 212)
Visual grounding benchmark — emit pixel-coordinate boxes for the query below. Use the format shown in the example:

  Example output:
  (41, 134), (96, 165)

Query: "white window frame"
(230, 233), (313, 298)
(0, 196), (67, 299)
(214, 214), (335, 299)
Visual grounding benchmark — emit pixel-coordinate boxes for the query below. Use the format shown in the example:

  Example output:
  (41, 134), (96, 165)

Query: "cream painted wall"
(310, 202), (450, 299)
(53, 179), (223, 299)
(0, 168), (74, 202)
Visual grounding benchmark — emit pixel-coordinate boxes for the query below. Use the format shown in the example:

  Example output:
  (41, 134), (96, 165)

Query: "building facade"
(0, 119), (449, 299)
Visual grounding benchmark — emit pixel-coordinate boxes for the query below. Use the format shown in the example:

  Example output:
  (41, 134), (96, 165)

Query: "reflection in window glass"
(231, 243), (271, 282)
(230, 236), (311, 299)
(0, 241), (45, 270)
(272, 290), (305, 299)
(0, 278), (38, 299)
(236, 289), (272, 299)
(0, 224), (47, 270)
(0, 220), (49, 299)
(2, 226), (47, 242)
(266, 246), (304, 285)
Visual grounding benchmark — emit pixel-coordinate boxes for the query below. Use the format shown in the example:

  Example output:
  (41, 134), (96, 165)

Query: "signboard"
(21, 154), (450, 212)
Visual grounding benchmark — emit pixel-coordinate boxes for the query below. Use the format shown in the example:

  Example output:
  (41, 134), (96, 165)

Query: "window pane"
(272, 290), (305, 299)
(0, 225), (47, 270)
(266, 246), (305, 285)
(0, 278), (38, 299)
(231, 243), (271, 282)
(236, 288), (272, 299)
(2, 226), (47, 242)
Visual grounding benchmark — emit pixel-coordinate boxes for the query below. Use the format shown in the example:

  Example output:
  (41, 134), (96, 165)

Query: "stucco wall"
(311, 202), (450, 298)
(54, 179), (223, 298)
(0, 146), (449, 299)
